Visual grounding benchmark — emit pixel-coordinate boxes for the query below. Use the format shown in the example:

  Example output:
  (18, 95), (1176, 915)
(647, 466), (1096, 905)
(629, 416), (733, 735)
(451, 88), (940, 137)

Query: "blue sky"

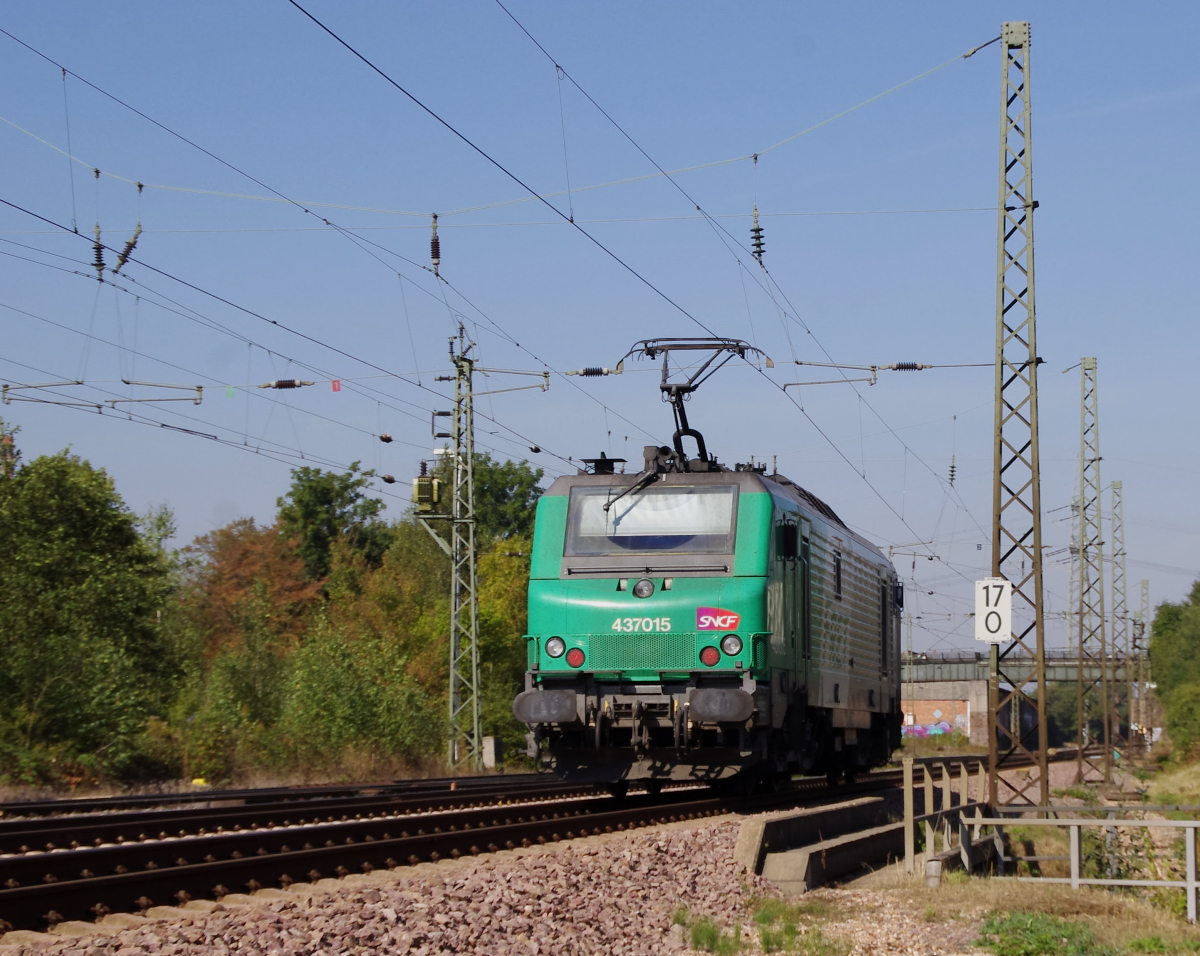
(1, 2), (1196, 653)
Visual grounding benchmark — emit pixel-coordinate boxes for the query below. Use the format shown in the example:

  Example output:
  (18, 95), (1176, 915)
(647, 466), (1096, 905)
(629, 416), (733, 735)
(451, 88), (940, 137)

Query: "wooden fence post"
(925, 764), (935, 853)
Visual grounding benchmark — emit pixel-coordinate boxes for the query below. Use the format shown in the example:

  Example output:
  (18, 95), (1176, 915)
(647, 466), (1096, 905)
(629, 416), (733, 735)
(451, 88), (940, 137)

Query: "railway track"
(0, 773), (546, 821)
(0, 750), (1076, 933)
(0, 779), (596, 852)
(0, 772), (899, 933)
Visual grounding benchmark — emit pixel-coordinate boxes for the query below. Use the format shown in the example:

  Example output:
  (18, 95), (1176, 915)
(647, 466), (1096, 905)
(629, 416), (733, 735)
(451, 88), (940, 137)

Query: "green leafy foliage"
(0, 431), (543, 786)
(277, 462), (390, 580)
(434, 452), (543, 543)
(0, 447), (174, 783)
(1150, 583), (1200, 752)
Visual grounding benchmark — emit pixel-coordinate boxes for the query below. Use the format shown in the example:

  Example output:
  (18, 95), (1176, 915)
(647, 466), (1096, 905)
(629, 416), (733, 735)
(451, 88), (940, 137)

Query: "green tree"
(1149, 581), (1200, 752)
(0, 444), (172, 782)
(433, 453), (543, 543)
(475, 453), (543, 541)
(277, 462), (390, 580)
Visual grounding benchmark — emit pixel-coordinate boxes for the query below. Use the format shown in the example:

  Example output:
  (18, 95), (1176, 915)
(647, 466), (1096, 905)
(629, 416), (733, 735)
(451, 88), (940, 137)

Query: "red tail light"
(699, 646), (720, 667)
(566, 648), (585, 668)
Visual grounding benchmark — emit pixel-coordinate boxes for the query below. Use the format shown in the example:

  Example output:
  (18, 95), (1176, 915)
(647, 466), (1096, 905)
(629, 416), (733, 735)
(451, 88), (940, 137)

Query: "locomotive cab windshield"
(565, 484), (737, 555)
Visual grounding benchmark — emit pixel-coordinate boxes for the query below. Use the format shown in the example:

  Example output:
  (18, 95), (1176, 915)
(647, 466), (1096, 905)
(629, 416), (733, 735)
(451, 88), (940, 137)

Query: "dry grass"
(1148, 763), (1200, 807)
(0, 758), (504, 807)
(895, 735), (988, 760)
(877, 873), (1200, 952)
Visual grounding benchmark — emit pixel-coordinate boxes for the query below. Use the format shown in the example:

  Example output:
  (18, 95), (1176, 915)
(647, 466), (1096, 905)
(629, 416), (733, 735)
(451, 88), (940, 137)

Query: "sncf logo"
(696, 607), (740, 631)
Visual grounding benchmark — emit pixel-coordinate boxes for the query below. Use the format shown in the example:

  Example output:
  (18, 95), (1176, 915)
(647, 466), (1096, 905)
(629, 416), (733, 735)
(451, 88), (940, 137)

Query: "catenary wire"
(0, 256), (563, 473)
(489, 2), (989, 565)
(0, 196), (579, 469)
(0, 38), (654, 458)
(285, 0), (720, 340)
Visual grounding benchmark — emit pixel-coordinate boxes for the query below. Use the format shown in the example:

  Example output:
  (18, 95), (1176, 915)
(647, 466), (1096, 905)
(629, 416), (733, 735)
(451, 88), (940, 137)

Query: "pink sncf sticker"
(696, 607), (741, 631)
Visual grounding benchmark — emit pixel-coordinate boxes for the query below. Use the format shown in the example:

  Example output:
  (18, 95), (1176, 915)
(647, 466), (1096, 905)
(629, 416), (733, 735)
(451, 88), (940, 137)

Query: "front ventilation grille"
(588, 632), (694, 671)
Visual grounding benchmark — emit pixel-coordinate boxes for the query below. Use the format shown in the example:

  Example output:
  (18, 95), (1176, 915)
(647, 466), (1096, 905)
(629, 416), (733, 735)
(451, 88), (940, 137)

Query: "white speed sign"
(974, 577), (1011, 644)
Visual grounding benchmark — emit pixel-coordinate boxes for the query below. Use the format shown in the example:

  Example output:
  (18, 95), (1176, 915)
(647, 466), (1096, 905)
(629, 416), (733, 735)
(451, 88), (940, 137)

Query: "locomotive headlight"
(720, 634), (743, 656)
(545, 636), (566, 658)
(632, 578), (655, 599)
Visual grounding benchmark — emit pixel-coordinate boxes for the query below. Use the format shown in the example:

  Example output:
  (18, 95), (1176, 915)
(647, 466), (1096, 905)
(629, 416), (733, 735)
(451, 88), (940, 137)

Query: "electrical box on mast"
(413, 461), (443, 514)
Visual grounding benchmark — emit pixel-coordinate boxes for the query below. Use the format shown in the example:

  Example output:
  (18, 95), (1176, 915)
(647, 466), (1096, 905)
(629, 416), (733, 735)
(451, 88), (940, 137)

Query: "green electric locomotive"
(512, 339), (903, 786)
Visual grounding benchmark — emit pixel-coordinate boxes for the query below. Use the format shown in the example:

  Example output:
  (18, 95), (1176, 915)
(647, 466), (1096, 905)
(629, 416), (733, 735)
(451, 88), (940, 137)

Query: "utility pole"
(1076, 357), (1111, 784)
(905, 612), (914, 729)
(1134, 579), (1151, 753)
(1068, 474), (1081, 666)
(419, 327), (481, 769)
(1110, 480), (1128, 755)
(989, 21), (1049, 807)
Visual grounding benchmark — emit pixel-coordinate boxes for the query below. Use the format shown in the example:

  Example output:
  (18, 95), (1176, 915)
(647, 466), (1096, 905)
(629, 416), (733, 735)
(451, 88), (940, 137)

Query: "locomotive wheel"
(826, 766), (846, 787)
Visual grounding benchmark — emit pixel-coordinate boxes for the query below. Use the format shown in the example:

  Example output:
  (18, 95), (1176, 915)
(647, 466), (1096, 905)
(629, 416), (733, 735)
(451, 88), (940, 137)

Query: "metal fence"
(899, 756), (1200, 924)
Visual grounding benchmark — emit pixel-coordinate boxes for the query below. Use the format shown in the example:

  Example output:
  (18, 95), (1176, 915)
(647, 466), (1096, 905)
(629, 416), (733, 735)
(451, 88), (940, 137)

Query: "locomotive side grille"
(589, 632), (694, 671)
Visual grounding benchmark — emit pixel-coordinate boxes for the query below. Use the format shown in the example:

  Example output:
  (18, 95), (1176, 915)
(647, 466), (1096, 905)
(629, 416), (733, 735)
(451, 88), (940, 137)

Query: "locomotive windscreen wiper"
(601, 470), (659, 513)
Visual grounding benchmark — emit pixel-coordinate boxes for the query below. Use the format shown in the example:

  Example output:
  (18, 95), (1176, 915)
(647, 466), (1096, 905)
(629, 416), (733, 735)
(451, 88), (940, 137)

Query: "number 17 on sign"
(975, 577), (1011, 643)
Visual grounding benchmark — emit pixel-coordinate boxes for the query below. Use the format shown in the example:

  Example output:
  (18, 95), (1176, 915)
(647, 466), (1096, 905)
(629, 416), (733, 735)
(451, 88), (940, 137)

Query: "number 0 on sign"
(975, 577), (1011, 644)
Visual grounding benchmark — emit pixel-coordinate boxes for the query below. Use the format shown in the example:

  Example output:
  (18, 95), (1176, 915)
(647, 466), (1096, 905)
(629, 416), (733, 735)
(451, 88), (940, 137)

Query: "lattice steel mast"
(438, 328), (481, 768)
(1110, 480), (1128, 754)
(1068, 473), (1081, 666)
(989, 20), (1049, 807)
(1075, 357), (1111, 783)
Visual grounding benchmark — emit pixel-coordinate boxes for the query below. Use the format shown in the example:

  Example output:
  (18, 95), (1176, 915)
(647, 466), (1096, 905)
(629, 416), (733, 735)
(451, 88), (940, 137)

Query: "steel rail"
(0, 773), (547, 820)
(0, 774), (900, 932)
(0, 781), (596, 849)
(0, 752), (1072, 931)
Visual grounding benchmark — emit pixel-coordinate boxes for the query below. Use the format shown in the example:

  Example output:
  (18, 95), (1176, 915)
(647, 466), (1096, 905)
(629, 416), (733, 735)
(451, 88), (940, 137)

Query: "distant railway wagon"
(513, 438), (903, 787)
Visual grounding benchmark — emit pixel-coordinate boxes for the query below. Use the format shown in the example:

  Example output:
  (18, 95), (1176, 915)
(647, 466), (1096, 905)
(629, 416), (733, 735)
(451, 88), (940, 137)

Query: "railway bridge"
(900, 651), (1149, 745)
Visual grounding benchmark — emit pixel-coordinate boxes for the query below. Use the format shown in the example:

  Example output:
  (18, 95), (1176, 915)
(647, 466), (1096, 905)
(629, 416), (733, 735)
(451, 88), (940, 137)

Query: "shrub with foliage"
(0, 428), (542, 787)
(1150, 582), (1200, 753)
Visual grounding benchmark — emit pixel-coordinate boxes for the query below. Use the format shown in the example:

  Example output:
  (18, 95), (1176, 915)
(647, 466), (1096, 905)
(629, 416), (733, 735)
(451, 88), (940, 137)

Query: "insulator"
(580, 367), (605, 377)
(112, 223), (141, 275)
(92, 224), (105, 280)
(949, 455), (957, 486)
(893, 362), (923, 371)
(258, 379), (315, 389)
(379, 433), (393, 443)
(430, 212), (440, 277)
(751, 206), (765, 262)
